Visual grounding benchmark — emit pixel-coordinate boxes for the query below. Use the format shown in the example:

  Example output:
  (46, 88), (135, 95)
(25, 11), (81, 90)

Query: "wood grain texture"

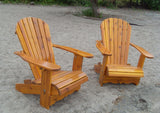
(96, 40), (112, 56)
(32, 70), (88, 95)
(95, 18), (153, 86)
(130, 43), (154, 58)
(15, 17), (91, 109)
(14, 51), (61, 71)
(52, 44), (93, 58)
(40, 70), (52, 109)
(16, 17), (56, 79)
(72, 55), (83, 71)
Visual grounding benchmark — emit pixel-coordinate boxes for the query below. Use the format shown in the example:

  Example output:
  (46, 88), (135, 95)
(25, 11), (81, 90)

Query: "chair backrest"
(101, 18), (131, 65)
(16, 17), (55, 79)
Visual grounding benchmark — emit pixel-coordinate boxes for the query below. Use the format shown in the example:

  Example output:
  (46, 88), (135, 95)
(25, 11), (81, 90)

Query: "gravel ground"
(0, 4), (160, 113)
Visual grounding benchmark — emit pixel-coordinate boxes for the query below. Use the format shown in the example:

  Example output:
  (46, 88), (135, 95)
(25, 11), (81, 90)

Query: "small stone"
(113, 96), (122, 105)
(155, 83), (160, 88)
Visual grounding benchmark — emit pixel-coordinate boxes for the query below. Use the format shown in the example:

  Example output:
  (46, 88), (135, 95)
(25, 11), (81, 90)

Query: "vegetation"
(142, 0), (160, 10)
(1, 0), (160, 10)
(0, 0), (160, 18)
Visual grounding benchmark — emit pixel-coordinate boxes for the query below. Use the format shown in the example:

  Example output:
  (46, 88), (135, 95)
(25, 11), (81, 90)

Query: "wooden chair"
(14, 17), (93, 109)
(94, 18), (154, 86)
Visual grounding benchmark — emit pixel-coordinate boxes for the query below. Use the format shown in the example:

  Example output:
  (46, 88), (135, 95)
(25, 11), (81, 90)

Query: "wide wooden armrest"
(96, 40), (112, 56)
(14, 51), (61, 71)
(52, 44), (93, 58)
(130, 43), (154, 59)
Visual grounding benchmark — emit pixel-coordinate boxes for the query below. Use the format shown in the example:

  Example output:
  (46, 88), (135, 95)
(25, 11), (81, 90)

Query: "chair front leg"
(40, 69), (52, 109)
(137, 54), (146, 68)
(72, 54), (83, 71)
(99, 55), (108, 86)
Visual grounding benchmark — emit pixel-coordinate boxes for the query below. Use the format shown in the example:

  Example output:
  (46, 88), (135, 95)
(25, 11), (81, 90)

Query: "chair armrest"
(96, 40), (112, 56)
(130, 43), (154, 59)
(14, 51), (61, 71)
(52, 44), (93, 58)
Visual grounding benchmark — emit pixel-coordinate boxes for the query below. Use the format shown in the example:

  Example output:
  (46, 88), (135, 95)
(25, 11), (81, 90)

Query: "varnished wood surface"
(32, 70), (88, 95)
(52, 44), (94, 58)
(107, 65), (144, 77)
(95, 18), (153, 86)
(100, 18), (131, 65)
(14, 51), (61, 71)
(16, 17), (56, 79)
(130, 43), (154, 58)
(15, 17), (92, 109)
(96, 40), (112, 56)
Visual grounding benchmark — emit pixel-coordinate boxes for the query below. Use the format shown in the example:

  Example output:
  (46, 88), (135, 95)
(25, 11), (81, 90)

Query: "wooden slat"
(44, 23), (56, 63)
(32, 71), (87, 94)
(22, 18), (38, 59)
(117, 19), (122, 64)
(26, 18), (42, 79)
(32, 17), (47, 60)
(100, 22), (106, 47)
(59, 77), (88, 95)
(108, 67), (143, 73)
(109, 18), (114, 64)
(103, 19), (110, 64)
(16, 25), (29, 54)
(52, 71), (82, 85)
(38, 19), (50, 61)
(108, 72), (144, 77)
(107, 65), (144, 77)
(18, 20), (34, 57)
(124, 23), (131, 64)
(52, 71), (70, 79)
(27, 17), (43, 60)
(104, 20), (110, 49)
(113, 18), (118, 64)
(56, 72), (87, 89)
(18, 20), (41, 79)
(52, 71), (73, 82)
(120, 21), (127, 64)
(101, 21), (106, 48)
(32, 71), (70, 84)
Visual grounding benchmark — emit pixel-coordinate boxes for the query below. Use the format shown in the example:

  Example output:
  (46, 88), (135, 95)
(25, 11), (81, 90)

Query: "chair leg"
(40, 70), (52, 109)
(75, 85), (81, 92)
(99, 56), (108, 87)
(134, 78), (140, 85)
(94, 62), (102, 74)
(99, 74), (104, 86)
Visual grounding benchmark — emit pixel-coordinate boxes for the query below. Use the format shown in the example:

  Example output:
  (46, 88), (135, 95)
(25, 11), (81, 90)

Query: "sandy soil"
(0, 4), (160, 113)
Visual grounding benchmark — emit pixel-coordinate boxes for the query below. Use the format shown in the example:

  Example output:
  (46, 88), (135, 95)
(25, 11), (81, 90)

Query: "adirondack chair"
(94, 18), (154, 86)
(14, 17), (93, 109)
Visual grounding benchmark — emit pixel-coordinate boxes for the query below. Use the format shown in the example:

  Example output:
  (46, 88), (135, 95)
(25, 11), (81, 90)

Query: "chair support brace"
(72, 54), (83, 71)
(137, 54), (145, 68)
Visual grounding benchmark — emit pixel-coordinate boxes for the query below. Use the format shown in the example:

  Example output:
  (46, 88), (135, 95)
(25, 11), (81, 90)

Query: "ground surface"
(0, 4), (160, 113)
